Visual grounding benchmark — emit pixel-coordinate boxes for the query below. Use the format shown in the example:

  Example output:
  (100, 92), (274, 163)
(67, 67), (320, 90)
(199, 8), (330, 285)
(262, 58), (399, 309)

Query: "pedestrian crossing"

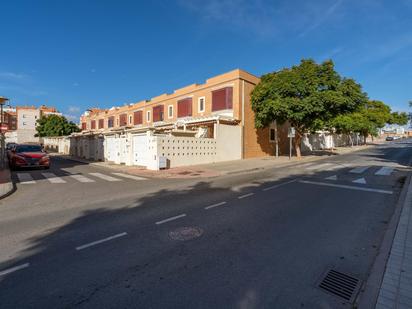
(301, 162), (397, 185)
(15, 171), (146, 185)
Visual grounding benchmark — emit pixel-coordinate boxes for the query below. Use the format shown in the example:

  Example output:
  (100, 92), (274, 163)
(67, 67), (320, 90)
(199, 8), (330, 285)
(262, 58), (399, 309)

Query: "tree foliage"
(251, 59), (368, 157)
(389, 111), (408, 126)
(332, 101), (408, 144)
(36, 114), (80, 137)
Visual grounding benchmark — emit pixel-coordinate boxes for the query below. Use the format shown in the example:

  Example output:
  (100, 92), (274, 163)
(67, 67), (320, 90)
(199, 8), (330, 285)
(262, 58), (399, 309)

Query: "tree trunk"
(349, 134), (353, 147)
(294, 132), (302, 158)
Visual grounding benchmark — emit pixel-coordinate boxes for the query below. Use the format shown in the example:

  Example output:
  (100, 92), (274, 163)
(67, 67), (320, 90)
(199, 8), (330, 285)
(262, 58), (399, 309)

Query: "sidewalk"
(0, 160), (13, 199)
(374, 176), (412, 308)
(55, 144), (375, 179)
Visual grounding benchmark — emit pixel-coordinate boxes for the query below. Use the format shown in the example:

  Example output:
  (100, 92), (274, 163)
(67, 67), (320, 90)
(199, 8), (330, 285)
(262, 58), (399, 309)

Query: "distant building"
(4, 105), (62, 143)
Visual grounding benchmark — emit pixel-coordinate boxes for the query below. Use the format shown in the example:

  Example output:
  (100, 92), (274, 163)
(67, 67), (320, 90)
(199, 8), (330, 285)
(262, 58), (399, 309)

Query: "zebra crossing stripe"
(350, 166), (369, 174)
(17, 173), (36, 184)
(306, 163), (334, 170)
(70, 174), (95, 183)
(375, 167), (394, 176)
(41, 172), (66, 183)
(111, 172), (146, 181)
(88, 172), (121, 182)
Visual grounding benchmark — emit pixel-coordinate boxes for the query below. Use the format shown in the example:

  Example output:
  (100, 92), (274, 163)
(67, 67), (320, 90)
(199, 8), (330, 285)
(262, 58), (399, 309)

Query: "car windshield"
(16, 145), (43, 153)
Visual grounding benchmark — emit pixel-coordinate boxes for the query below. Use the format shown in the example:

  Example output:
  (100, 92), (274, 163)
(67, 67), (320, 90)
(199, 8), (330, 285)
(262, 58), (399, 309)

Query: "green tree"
(389, 111), (409, 126)
(36, 114), (80, 137)
(331, 100), (397, 145)
(251, 59), (368, 157)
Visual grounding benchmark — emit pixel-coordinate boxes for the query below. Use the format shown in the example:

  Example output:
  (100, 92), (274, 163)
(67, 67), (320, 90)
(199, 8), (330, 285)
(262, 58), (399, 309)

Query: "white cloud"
(68, 106), (81, 113)
(64, 114), (80, 123)
(298, 0), (343, 37)
(0, 72), (28, 80)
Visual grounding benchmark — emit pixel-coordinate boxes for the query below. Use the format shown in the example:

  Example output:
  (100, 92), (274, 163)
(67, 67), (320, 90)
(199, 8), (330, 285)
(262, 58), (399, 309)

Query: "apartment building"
(80, 69), (287, 162)
(15, 105), (61, 143)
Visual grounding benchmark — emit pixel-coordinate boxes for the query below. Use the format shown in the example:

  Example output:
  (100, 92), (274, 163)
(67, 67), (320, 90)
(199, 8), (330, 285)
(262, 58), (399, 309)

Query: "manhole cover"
(318, 269), (361, 302)
(169, 227), (203, 241)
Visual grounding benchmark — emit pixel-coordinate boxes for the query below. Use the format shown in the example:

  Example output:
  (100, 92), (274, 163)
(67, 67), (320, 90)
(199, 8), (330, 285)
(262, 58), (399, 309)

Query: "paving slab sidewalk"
(54, 144), (374, 179)
(0, 161), (13, 199)
(374, 175), (412, 309)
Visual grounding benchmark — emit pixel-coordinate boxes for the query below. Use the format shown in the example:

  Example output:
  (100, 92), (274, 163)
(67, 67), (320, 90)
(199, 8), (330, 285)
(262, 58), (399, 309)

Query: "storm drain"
(318, 269), (361, 301)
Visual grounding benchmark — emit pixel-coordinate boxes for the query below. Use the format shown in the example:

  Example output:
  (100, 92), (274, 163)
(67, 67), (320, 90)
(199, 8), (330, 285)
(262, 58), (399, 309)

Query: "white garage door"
(106, 136), (117, 162)
(133, 134), (148, 166)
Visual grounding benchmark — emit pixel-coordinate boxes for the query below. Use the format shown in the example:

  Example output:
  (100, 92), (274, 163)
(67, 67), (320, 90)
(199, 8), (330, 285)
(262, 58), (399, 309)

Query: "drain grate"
(318, 269), (360, 301)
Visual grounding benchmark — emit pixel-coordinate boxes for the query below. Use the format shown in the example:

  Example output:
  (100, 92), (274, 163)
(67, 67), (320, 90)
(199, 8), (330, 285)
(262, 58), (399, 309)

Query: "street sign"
(288, 127), (295, 138)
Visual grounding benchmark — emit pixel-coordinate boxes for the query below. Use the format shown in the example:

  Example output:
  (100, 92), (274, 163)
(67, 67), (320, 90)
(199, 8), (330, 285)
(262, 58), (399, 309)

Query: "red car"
(9, 144), (50, 170)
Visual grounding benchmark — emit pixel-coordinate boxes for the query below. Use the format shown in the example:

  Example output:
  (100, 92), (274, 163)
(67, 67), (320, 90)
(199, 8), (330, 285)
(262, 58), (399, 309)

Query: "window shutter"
(81, 122), (87, 130)
(133, 111), (143, 125)
(119, 114), (127, 126)
(99, 119), (104, 129)
(177, 98), (192, 118)
(108, 116), (114, 128)
(91, 120), (96, 129)
(212, 87), (233, 111)
(153, 105), (164, 122)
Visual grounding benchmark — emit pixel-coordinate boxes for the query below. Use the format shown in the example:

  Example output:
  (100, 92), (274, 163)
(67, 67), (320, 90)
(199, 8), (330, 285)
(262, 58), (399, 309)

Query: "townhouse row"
(79, 69), (291, 163)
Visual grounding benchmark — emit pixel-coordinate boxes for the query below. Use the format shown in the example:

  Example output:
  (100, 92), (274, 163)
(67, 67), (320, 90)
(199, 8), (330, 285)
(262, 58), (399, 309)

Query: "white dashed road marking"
(156, 214), (187, 225)
(306, 163), (334, 170)
(75, 232), (127, 250)
(41, 172), (66, 183)
(17, 173), (36, 184)
(350, 166), (369, 174)
(325, 175), (337, 181)
(89, 172), (121, 182)
(299, 180), (393, 194)
(205, 201), (227, 210)
(70, 174), (95, 183)
(375, 167), (394, 176)
(238, 193), (254, 199)
(111, 172), (146, 181)
(353, 177), (367, 184)
(0, 263), (30, 277)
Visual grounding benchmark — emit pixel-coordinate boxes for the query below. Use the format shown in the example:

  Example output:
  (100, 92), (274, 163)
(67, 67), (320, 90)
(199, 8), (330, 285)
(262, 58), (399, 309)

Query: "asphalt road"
(1, 140), (411, 308)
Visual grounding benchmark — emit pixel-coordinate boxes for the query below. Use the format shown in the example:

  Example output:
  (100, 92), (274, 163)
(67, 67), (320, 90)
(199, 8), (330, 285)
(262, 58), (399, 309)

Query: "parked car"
(393, 136), (401, 140)
(385, 136), (394, 141)
(9, 144), (50, 170)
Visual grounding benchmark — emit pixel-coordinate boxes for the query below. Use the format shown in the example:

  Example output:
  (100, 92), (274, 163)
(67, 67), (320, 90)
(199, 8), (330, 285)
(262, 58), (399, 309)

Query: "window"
(168, 105), (173, 118)
(152, 105), (164, 122)
(91, 120), (96, 129)
(212, 87), (233, 111)
(129, 115), (132, 124)
(81, 122), (87, 130)
(270, 128), (276, 142)
(108, 116), (114, 128)
(134, 111), (143, 125)
(119, 114), (127, 126)
(147, 110), (151, 122)
(98, 119), (104, 129)
(198, 97), (205, 113)
(177, 98), (192, 118)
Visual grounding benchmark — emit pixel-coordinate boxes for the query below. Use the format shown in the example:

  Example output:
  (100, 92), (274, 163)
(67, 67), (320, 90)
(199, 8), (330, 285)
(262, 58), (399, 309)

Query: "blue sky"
(0, 0), (411, 123)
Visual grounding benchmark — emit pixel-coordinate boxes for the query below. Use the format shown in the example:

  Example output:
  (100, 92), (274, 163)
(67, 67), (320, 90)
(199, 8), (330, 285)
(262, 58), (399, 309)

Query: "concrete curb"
(0, 163), (15, 200)
(356, 160), (412, 308)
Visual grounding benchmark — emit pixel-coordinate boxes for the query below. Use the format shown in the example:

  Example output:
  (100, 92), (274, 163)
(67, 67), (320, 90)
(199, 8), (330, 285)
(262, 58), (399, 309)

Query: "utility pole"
(0, 96), (9, 169)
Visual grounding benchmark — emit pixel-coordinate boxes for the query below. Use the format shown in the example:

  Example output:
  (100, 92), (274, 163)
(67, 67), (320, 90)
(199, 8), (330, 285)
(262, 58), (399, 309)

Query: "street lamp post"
(0, 96), (9, 169)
